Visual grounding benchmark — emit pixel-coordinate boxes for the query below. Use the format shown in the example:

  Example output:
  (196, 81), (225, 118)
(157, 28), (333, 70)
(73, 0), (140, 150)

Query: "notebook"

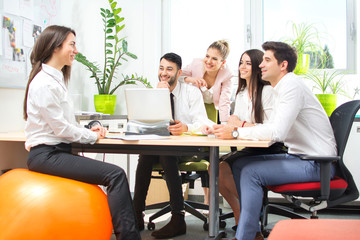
(125, 88), (173, 123)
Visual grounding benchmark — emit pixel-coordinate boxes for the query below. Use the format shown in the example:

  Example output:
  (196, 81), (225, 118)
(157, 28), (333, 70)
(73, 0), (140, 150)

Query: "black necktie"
(170, 93), (175, 120)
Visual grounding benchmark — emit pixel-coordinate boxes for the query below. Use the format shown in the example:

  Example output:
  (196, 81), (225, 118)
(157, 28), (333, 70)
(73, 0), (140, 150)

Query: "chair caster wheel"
(203, 222), (209, 231)
(147, 222), (155, 231)
(220, 220), (226, 228)
(262, 229), (271, 238)
(220, 231), (227, 238)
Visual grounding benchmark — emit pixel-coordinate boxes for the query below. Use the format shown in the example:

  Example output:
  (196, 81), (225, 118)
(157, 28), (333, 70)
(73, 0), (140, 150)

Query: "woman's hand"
(169, 120), (188, 135)
(91, 125), (107, 139)
(227, 115), (242, 126)
(202, 125), (214, 135)
(213, 124), (234, 139)
(185, 77), (207, 88)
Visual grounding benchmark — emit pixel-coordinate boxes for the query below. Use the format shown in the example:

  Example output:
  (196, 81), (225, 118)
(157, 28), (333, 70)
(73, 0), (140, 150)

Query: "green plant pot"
(294, 53), (310, 75)
(94, 94), (117, 115)
(316, 94), (337, 117)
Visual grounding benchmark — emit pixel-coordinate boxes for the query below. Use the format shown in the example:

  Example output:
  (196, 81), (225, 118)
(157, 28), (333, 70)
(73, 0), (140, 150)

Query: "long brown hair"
(23, 25), (76, 120)
(236, 49), (270, 124)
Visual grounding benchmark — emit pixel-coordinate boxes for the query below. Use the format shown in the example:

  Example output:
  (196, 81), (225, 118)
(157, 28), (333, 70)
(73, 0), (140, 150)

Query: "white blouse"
(233, 85), (274, 124)
(25, 64), (97, 150)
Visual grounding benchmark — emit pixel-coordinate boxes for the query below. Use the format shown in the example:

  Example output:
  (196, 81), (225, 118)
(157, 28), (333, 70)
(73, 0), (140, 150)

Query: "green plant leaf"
(106, 29), (113, 34)
(122, 40), (128, 53)
(126, 52), (137, 59)
(111, 2), (117, 9)
(116, 24), (125, 33)
(115, 15), (124, 24)
(114, 8), (122, 15)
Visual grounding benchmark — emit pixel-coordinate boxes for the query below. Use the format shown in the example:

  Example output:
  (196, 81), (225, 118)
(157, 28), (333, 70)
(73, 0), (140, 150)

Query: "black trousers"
(27, 143), (140, 240)
(133, 155), (184, 214)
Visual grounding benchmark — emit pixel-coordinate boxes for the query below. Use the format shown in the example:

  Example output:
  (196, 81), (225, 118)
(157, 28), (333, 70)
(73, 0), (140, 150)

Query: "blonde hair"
(208, 40), (230, 60)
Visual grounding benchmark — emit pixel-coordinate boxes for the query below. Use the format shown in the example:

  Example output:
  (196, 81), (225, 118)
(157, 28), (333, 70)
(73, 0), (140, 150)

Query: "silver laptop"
(125, 88), (172, 123)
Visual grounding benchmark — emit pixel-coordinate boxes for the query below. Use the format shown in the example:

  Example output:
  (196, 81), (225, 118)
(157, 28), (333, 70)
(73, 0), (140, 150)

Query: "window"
(163, 0), (245, 72)
(164, 0), (356, 72)
(248, 0), (355, 72)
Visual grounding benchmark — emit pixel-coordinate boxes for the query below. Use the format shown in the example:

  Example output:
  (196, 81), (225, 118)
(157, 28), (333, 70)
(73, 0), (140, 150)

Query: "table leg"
(207, 146), (223, 240)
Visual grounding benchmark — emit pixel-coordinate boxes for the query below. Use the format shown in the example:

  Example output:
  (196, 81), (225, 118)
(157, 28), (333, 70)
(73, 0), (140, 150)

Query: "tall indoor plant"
(284, 22), (323, 75)
(75, 0), (151, 114)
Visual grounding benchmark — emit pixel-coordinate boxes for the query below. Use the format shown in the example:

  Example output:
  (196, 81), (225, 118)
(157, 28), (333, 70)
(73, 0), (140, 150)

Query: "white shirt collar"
(41, 63), (66, 90)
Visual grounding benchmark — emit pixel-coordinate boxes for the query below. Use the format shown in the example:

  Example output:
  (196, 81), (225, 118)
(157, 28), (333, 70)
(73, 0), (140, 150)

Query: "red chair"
(261, 100), (360, 236)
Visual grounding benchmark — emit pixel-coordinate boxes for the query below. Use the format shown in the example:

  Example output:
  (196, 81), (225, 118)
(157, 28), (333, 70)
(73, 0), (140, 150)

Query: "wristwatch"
(232, 127), (239, 139)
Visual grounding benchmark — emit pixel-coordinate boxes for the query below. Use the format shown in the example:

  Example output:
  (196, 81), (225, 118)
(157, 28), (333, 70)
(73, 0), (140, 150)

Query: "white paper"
(106, 134), (170, 141)
(22, 19), (34, 47)
(19, 0), (34, 20)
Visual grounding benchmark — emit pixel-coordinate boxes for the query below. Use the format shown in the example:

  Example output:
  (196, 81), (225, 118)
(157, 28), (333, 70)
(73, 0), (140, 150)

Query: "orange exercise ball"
(0, 169), (113, 240)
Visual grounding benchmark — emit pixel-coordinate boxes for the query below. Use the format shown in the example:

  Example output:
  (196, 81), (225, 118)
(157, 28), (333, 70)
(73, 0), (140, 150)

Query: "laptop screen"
(125, 88), (172, 123)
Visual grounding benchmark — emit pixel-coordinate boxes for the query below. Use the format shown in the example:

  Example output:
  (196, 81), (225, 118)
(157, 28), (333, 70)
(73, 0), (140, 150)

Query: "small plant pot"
(94, 94), (117, 115)
(316, 94), (337, 117)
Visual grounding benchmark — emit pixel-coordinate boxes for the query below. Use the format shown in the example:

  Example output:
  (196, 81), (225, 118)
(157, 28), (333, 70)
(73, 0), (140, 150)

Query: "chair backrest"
(205, 103), (218, 123)
(328, 100), (360, 206)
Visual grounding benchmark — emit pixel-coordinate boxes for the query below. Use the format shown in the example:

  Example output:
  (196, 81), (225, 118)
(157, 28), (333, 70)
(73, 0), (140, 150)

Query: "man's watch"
(232, 127), (239, 139)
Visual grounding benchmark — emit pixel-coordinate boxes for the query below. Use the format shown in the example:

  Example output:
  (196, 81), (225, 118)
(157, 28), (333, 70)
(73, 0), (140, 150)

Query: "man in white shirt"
(133, 53), (211, 239)
(214, 41), (337, 240)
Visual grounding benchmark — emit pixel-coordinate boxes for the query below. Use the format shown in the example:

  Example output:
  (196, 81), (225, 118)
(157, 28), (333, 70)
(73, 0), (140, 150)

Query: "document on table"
(106, 134), (170, 141)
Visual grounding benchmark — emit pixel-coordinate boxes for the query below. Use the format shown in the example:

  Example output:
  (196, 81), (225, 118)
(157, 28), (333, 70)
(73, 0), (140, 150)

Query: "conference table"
(0, 131), (273, 240)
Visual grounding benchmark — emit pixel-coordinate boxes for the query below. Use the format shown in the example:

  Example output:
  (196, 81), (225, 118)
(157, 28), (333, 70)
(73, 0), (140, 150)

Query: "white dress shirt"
(233, 85), (274, 123)
(172, 80), (214, 132)
(238, 72), (337, 156)
(25, 64), (97, 150)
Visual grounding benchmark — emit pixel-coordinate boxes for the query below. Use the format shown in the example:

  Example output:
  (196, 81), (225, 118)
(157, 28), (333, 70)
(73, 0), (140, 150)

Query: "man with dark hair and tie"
(133, 52), (213, 239)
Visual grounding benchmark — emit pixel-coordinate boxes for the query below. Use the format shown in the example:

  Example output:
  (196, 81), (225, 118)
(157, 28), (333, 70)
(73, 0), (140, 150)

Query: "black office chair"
(146, 158), (211, 230)
(145, 103), (222, 231)
(261, 100), (360, 236)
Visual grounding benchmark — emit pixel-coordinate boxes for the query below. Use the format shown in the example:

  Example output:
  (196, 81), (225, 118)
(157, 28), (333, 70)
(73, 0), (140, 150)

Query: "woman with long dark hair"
(23, 25), (140, 240)
(212, 49), (287, 238)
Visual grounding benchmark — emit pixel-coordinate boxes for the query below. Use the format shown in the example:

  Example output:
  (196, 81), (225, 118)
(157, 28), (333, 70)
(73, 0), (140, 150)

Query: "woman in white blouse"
(214, 49), (287, 234)
(23, 25), (140, 240)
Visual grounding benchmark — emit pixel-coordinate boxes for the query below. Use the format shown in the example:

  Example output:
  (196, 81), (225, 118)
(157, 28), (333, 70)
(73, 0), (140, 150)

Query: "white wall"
(0, 0), (162, 132)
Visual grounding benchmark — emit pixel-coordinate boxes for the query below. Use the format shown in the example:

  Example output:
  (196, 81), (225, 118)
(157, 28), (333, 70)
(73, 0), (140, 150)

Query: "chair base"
(261, 203), (307, 237)
(146, 200), (227, 231)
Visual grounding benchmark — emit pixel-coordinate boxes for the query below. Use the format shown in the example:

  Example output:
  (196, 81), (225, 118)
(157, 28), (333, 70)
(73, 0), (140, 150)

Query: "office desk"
(0, 132), (273, 240)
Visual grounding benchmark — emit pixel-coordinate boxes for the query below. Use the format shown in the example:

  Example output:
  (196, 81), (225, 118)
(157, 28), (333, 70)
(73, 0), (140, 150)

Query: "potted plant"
(305, 69), (347, 116)
(75, 0), (152, 115)
(284, 22), (324, 75)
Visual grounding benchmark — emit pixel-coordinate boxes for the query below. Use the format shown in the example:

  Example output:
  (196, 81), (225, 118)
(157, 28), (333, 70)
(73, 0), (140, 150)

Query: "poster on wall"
(0, 0), (60, 89)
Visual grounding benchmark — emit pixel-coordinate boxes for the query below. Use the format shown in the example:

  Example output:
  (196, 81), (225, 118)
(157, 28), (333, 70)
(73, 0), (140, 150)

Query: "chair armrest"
(300, 155), (340, 200)
(300, 155), (341, 162)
